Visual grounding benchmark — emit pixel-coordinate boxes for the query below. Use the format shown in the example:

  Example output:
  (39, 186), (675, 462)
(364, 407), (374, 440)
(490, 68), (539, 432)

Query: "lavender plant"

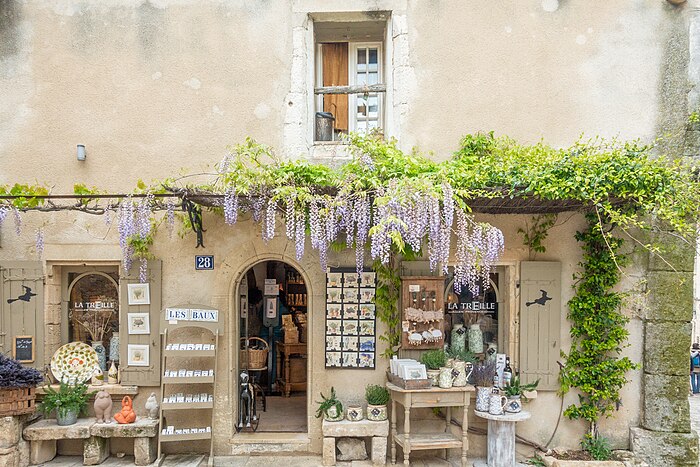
(0, 354), (43, 388)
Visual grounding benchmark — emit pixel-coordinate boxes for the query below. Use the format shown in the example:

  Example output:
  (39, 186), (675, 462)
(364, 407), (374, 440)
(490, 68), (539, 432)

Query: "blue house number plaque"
(195, 255), (214, 270)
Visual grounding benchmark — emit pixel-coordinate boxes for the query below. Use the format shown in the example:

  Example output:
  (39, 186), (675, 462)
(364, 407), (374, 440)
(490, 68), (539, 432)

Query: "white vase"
(109, 332), (120, 362)
(108, 361), (118, 384)
(92, 341), (107, 372)
(468, 324), (483, 354)
(438, 367), (454, 389)
(475, 387), (491, 412)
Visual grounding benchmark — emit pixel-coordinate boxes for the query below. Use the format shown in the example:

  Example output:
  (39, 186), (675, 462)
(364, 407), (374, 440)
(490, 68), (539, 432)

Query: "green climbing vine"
(518, 214), (557, 259)
(374, 255), (401, 359)
(559, 211), (639, 440)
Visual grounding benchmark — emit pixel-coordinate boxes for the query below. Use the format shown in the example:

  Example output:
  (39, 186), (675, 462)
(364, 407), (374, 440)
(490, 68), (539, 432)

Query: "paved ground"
(691, 394), (700, 436)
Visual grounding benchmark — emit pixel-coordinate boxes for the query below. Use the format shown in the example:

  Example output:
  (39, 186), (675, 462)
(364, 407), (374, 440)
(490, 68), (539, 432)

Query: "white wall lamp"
(77, 144), (86, 161)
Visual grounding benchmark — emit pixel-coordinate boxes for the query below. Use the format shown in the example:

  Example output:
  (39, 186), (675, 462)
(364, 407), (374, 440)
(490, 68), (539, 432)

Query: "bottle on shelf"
(503, 356), (513, 387)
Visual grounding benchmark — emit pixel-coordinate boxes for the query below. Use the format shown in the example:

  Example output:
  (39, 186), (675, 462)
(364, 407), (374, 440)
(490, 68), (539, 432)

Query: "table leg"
(284, 352), (291, 397)
(462, 398), (469, 467)
(487, 419), (516, 467)
(445, 406), (451, 460)
(403, 406), (410, 466)
(391, 399), (397, 465)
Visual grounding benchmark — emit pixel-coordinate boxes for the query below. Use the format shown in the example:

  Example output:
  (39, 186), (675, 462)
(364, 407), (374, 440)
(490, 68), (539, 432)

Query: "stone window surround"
(284, 1), (411, 161)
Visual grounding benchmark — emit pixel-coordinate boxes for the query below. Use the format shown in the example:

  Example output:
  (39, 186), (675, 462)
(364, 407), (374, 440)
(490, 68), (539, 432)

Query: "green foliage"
(580, 433), (612, 461)
(374, 255), (401, 358)
(446, 346), (477, 364)
(503, 375), (539, 398)
(559, 212), (638, 428)
(0, 183), (48, 209)
(127, 232), (155, 260)
(527, 454), (546, 466)
(39, 383), (95, 418)
(420, 349), (447, 370)
(518, 214), (556, 259)
(315, 387), (343, 419)
(365, 384), (390, 406)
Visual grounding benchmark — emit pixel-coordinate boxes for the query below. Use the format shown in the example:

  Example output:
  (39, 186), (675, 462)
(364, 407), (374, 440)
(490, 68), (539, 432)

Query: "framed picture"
(127, 313), (150, 334)
(127, 344), (149, 366)
(127, 283), (150, 305)
(402, 364), (427, 380)
(265, 297), (277, 318)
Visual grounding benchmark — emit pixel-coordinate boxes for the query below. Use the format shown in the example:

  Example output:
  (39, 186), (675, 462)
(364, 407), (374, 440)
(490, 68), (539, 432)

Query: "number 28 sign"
(195, 255), (214, 270)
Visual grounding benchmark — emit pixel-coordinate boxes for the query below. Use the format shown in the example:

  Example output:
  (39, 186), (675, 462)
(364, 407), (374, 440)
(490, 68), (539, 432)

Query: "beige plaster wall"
(0, 0), (663, 458)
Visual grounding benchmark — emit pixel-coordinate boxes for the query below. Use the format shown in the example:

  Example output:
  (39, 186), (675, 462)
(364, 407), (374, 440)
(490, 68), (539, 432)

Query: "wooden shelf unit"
(158, 322), (219, 466)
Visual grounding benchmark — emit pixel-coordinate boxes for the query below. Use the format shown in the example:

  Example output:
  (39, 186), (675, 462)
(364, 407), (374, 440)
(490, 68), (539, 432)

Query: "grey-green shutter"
(0, 261), (44, 368)
(119, 260), (161, 386)
(519, 261), (561, 390)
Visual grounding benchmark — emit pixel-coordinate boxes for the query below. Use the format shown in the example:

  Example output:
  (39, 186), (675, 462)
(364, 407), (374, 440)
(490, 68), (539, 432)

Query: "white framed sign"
(127, 283), (150, 305)
(127, 313), (150, 334)
(127, 344), (150, 366)
(264, 284), (279, 295)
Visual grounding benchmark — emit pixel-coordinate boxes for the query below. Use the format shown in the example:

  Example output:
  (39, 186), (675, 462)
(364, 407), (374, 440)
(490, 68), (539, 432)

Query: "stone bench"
(23, 417), (158, 465)
(322, 419), (389, 466)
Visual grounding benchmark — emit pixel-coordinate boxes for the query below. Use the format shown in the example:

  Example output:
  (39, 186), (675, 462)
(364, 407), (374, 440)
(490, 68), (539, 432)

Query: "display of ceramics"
(468, 324), (484, 354)
(451, 324), (466, 353)
(51, 342), (100, 384)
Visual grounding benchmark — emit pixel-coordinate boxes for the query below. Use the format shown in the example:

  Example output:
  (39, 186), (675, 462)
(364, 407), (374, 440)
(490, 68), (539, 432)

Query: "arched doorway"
(236, 260), (309, 433)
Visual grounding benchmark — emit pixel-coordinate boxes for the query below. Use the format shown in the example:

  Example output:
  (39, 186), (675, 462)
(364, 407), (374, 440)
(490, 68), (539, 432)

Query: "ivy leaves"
(559, 213), (638, 429)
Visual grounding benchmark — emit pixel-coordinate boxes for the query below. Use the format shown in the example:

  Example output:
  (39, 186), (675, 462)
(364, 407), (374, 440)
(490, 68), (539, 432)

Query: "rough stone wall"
(0, 416), (29, 467)
(632, 233), (699, 466)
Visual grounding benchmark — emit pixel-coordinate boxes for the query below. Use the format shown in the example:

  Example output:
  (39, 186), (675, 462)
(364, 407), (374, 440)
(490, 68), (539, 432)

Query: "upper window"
(314, 21), (386, 141)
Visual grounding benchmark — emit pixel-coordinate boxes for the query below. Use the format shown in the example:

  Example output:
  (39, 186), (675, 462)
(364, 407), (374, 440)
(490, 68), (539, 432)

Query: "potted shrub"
(0, 354), (43, 417)
(420, 349), (447, 386)
(472, 360), (496, 412)
(365, 384), (389, 421)
(39, 383), (94, 426)
(315, 387), (344, 422)
(503, 375), (539, 413)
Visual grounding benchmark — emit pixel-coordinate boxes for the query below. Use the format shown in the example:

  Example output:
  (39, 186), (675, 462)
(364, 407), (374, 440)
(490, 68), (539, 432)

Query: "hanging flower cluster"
(118, 195), (154, 282)
(214, 143), (505, 292)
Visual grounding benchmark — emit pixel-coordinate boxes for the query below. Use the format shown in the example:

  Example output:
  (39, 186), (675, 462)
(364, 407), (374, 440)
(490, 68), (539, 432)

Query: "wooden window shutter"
(119, 260), (161, 386)
(519, 261), (561, 390)
(0, 262), (44, 369)
(322, 42), (349, 131)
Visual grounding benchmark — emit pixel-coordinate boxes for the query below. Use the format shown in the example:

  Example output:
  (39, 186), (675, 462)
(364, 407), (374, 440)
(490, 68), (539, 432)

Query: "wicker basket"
(0, 387), (37, 417)
(239, 337), (269, 370)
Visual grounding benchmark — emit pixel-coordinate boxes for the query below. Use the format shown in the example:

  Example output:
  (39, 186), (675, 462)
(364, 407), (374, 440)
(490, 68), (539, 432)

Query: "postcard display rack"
(158, 305), (223, 464)
(401, 277), (445, 349)
(325, 269), (377, 368)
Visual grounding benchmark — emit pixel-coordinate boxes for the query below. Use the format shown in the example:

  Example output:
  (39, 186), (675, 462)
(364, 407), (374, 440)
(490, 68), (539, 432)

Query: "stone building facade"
(0, 0), (699, 465)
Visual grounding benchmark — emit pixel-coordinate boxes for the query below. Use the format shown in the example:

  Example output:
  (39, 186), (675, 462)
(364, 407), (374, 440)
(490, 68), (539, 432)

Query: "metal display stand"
(157, 305), (222, 466)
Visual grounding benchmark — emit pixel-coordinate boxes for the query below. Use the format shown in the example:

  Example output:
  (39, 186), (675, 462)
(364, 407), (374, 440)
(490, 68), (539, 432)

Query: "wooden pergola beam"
(314, 84), (386, 95)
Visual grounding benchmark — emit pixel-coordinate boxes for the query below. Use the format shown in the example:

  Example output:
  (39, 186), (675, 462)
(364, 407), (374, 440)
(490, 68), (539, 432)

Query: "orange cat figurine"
(114, 396), (136, 424)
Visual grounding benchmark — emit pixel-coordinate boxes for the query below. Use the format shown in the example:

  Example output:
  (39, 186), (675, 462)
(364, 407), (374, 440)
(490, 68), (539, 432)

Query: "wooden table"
(277, 341), (307, 397)
(474, 410), (530, 467)
(386, 382), (473, 467)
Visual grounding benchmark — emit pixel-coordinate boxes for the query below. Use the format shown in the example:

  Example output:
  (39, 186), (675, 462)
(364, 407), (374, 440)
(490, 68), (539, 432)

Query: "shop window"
(314, 20), (386, 141)
(445, 272), (502, 357)
(67, 272), (119, 353)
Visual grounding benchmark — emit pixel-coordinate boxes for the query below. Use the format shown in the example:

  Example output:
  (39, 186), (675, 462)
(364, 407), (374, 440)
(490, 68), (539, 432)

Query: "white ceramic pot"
(367, 404), (387, 421)
(346, 406), (363, 422)
(323, 405), (344, 422)
(468, 324), (483, 354)
(427, 369), (440, 386)
(475, 387), (491, 412)
(438, 367), (454, 389)
(505, 395), (522, 413)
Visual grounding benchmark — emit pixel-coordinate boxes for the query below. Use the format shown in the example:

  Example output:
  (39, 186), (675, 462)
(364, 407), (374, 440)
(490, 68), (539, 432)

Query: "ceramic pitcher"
(475, 387), (491, 412)
(438, 366), (454, 389)
(488, 393), (508, 415)
(452, 360), (473, 387)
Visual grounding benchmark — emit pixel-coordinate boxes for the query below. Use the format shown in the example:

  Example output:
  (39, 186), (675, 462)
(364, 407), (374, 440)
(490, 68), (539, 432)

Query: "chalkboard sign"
(13, 336), (34, 363)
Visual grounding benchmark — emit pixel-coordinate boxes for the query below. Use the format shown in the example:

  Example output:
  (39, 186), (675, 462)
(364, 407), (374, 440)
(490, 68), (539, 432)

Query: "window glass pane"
(357, 97), (367, 117)
(358, 48), (367, 65)
(368, 48), (378, 64)
(368, 95), (378, 117)
(368, 72), (378, 85)
(357, 73), (367, 85)
(368, 120), (378, 129)
(356, 120), (367, 132)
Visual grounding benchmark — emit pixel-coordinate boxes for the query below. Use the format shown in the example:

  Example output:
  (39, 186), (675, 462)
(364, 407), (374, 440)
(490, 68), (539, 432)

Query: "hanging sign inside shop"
(72, 301), (116, 310)
(195, 255), (214, 270)
(165, 307), (219, 323)
(446, 300), (497, 314)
